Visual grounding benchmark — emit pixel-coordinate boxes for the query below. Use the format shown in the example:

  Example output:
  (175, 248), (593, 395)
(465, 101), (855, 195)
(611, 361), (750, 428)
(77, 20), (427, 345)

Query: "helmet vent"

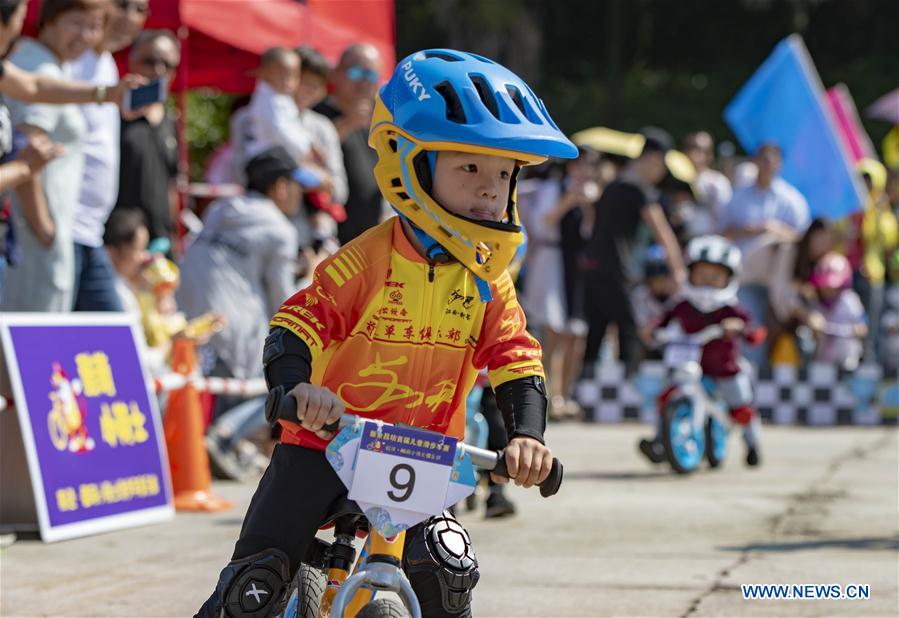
(469, 75), (500, 120)
(435, 81), (468, 124)
(424, 51), (463, 62)
(469, 53), (495, 64)
(391, 177), (402, 187)
(396, 192), (410, 201)
(388, 138), (398, 153)
(505, 86), (527, 117)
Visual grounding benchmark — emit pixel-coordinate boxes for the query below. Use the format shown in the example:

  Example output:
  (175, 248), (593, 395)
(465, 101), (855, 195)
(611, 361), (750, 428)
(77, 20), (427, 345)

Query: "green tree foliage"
(396, 0), (899, 153)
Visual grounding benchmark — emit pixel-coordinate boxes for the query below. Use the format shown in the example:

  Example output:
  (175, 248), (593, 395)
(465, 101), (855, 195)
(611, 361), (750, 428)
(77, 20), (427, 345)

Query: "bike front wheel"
(278, 563), (324, 618)
(356, 598), (411, 617)
(662, 398), (705, 474)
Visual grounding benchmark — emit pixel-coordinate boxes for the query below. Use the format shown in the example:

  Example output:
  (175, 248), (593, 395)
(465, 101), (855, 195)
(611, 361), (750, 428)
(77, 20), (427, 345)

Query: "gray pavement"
(1, 424), (897, 618)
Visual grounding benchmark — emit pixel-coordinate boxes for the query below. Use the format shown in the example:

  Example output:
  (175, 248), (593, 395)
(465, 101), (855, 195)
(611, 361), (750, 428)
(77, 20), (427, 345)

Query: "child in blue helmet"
(197, 50), (576, 617)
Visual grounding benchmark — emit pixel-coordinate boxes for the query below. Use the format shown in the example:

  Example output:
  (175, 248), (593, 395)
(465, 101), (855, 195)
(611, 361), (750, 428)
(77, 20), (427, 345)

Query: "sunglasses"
(115, 0), (151, 15)
(345, 65), (379, 84)
(139, 56), (177, 72)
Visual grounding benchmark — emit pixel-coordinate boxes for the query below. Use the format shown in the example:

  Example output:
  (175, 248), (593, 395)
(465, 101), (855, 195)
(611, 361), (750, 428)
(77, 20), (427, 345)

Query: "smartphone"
(122, 78), (168, 113)
(292, 166), (324, 190)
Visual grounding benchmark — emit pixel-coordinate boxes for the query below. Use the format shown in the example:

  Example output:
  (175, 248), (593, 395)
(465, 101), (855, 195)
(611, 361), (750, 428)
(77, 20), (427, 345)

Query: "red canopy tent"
(26, 0), (396, 92)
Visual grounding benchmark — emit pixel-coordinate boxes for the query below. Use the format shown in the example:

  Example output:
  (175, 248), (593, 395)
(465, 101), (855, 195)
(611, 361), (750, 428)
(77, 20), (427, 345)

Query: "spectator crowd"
(2, 0), (897, 473)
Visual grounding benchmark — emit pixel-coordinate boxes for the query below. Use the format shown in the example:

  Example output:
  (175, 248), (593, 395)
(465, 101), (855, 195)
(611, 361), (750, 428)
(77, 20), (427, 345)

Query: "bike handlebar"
(655, 323), (725, 346)
(265, 385), (563, 498)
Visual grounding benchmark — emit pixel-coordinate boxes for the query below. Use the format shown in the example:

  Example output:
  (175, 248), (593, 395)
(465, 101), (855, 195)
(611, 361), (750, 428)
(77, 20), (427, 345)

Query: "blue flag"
(724, 35), (864, 220)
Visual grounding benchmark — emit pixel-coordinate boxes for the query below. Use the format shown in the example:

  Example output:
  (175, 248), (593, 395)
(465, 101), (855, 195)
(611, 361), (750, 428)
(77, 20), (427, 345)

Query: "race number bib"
(664, 343), (702, 366)
(348, 422), (457, 517)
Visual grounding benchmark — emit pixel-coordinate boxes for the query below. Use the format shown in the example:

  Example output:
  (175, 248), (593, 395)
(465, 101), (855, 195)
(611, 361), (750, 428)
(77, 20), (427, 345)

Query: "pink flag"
(826, 84), (875, 163)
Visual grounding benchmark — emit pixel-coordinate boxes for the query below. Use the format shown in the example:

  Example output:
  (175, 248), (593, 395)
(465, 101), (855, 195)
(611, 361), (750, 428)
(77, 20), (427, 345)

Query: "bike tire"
(279, 563), (325, 618)
(355, 598), (411, 618)
(662, 398), (704, 475)
(705, 417), (727, 469)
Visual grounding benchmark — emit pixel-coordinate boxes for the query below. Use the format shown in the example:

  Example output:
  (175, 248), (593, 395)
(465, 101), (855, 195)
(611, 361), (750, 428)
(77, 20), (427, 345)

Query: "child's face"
(262, 54), (301, 95)
(108, 225), (149, 282)
(648, 275), (676, 300)
(689, 262), (731, 289)
(431, 151), (515, 222)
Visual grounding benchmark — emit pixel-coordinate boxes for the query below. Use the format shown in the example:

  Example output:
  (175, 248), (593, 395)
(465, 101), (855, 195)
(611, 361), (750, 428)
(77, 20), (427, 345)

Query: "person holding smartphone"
(113, 29), (180, 250)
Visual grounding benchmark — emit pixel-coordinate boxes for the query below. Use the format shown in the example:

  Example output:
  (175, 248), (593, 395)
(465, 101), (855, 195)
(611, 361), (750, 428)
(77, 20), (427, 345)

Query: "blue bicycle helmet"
(369, 49), (576, 294)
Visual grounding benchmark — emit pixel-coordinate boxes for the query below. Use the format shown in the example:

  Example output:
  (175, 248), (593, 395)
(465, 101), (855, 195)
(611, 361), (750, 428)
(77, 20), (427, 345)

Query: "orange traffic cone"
(163, 338), (232, 512)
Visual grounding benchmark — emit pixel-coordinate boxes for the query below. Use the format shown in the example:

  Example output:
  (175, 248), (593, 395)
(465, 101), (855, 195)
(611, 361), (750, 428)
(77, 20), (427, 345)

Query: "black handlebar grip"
(539, 457), (563, 498)
(263, 385), (340, 432)
(491, 450), (563, 498)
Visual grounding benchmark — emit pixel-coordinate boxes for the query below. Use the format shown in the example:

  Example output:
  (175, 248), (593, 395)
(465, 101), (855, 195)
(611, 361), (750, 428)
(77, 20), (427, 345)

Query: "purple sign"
(1, 314), (173, 542)
(359, 421), (457, 467)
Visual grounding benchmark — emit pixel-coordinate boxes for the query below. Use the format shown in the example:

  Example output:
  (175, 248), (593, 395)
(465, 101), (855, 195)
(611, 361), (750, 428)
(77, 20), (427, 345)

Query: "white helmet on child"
(682, 235), (741, 313)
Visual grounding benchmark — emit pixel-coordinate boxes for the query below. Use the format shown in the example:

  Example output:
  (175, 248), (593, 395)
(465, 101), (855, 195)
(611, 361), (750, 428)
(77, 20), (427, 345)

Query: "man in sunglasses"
(68, 0), (148, 311)
(113, 29), (181, 251)
(314, 43), (384, 244)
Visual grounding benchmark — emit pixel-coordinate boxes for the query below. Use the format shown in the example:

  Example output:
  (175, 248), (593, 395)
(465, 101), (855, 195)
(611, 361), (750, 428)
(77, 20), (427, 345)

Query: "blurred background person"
(1, 0), (106, 312)
(767, 218), (836, 366)
(836, 159), (897, 362)
(177, 146), (300, 394)
(69, 0), (147, 311)
(294, 44), (347, 250)
(683, 130), (731, 230)
(104, 206), (148, 318)
(881, 251), (899, 374)
(521, 147), (599, 419)
(719, 142), (811, 368)
(178, 147), (302, 479)
(114, 29), (180, 251)
(241, 47), (307, 164)
(806, 252), (868, 372)
(315, 43), (382, 244)
(580, 128), (686, 374)
(633, 244), (679, 357)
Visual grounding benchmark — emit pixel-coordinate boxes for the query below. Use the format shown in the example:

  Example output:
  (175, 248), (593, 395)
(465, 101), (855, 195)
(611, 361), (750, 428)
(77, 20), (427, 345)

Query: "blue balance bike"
(656, 323), (731, 474)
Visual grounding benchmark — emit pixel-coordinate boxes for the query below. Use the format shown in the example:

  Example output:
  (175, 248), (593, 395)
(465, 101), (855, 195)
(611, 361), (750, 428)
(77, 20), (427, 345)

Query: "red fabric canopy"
(25, 0), (395, 93)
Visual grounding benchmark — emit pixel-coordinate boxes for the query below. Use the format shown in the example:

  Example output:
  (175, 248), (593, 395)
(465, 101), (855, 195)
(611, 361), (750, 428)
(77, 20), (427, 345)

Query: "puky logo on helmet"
(402, 60), (431, 102)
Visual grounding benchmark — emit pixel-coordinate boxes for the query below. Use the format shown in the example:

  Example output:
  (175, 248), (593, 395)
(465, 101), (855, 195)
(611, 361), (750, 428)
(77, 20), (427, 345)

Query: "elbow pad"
(494, 376), (547, 444)
(262, 327), (313, 391)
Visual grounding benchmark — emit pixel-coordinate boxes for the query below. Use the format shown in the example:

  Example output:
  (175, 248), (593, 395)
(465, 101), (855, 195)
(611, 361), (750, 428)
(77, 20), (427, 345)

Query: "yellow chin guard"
(369, 97), (546, 282)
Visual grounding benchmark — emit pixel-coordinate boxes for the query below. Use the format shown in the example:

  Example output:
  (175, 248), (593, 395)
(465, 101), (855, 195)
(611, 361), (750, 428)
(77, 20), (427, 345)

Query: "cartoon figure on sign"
(47, 363), (95, 453)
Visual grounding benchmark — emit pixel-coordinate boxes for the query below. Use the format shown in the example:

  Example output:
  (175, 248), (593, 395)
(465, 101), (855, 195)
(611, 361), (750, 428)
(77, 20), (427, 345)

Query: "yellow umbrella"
(572, 126), (697, 185)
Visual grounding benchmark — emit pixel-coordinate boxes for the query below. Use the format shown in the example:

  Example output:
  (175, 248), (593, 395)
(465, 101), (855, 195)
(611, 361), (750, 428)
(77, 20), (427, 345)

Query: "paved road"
(2, 424), (897, 617)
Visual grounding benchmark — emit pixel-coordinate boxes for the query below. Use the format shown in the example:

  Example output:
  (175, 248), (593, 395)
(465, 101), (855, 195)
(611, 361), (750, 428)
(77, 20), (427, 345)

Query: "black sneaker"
(639, 438), (665, 464)
(746, 447), (760, 467)
(484, 489), (516, 519)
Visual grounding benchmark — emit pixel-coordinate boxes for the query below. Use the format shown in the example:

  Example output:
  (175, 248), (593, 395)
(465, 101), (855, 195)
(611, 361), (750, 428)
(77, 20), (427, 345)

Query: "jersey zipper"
(411, 258), (439, 427)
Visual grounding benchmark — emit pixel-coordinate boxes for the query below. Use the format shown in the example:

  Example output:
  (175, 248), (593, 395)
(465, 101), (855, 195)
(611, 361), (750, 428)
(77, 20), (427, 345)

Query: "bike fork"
(328, 531), (421, 618)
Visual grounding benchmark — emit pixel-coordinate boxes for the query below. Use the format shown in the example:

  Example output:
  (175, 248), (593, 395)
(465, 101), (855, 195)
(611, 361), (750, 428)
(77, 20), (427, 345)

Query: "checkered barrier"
(575, 362), (899, 426)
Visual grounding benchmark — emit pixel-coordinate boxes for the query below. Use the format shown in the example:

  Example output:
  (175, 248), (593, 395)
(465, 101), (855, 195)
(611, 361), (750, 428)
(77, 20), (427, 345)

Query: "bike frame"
(326, 529), (420, 618)
(668, 365), (730, 437)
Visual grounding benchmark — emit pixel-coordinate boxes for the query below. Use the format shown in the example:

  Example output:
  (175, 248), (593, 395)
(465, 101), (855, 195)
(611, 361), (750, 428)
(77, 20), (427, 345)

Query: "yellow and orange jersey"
(271, 217), (543, 450)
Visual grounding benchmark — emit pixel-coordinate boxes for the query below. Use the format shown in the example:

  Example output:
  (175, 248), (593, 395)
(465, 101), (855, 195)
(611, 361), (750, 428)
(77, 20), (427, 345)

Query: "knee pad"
(403, 513), (479, 615)
(730, 405), (755, 426)
(214, 549), (290, 618)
